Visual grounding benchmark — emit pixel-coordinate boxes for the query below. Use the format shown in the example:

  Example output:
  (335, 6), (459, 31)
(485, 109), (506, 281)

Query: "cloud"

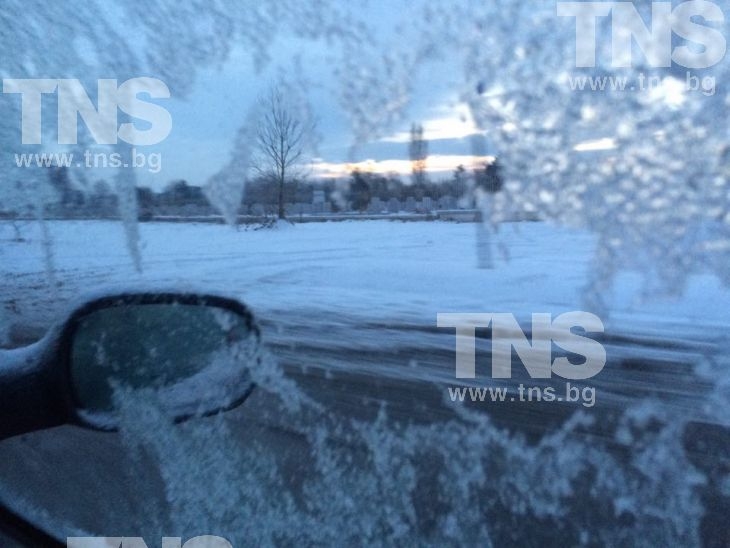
(311, 154), (495, 179)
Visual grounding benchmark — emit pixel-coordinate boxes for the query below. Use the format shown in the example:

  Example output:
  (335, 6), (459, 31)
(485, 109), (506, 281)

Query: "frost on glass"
(0, 15), (143, 288)
(413, 2), (730, 308)
(204, 119), (256, 227)
(105, 351), (710, 545)
(1, 0), (728, 544)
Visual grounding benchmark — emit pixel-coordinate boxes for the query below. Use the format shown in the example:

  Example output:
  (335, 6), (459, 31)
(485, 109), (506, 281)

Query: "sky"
(144, 47), (490, 190)
(127, 4), (494, 190)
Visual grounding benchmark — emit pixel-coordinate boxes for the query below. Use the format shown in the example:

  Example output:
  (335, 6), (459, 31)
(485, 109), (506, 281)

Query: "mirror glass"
(70, 302), (257, 422)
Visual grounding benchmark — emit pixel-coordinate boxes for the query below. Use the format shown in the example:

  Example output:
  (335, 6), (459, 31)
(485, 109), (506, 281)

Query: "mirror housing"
(0, 292), (260, 440)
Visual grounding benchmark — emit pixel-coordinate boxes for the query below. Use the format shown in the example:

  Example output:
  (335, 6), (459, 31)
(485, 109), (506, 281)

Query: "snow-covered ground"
(2, 219), (728, 343)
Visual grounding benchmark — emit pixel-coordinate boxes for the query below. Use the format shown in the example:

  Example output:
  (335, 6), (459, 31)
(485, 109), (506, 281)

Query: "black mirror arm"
(0, 346), (67, 441)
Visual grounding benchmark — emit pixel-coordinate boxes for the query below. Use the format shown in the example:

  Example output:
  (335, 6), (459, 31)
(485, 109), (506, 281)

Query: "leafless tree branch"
(254, 87), (312, 219)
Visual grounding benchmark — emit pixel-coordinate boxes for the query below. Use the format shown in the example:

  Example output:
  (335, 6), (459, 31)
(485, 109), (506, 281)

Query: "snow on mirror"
(69, 302), (258, 427)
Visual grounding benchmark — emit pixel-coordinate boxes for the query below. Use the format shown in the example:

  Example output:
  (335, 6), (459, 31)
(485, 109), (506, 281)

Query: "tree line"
(1, 161), (503, 222)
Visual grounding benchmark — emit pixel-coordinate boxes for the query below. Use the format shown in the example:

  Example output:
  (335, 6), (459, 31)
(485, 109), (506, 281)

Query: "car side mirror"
(0, 292), (260, 439)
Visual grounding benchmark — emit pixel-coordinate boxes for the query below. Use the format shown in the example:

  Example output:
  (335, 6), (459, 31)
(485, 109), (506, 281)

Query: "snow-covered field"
(2, 219), (728, 344)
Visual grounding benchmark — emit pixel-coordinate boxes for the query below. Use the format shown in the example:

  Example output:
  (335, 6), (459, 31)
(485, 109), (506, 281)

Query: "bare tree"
(255, 88), (310, 220)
